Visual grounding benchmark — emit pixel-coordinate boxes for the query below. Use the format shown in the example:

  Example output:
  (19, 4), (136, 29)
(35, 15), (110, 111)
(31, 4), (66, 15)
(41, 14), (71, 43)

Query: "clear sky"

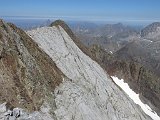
(0, 0), (160, 21)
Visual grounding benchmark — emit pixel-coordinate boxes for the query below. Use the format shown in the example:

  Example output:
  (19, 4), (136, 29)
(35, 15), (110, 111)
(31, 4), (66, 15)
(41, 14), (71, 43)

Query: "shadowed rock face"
(0, 19), (63, 111)
(89, 41), (160, 115)
(113, 41), (160, 114)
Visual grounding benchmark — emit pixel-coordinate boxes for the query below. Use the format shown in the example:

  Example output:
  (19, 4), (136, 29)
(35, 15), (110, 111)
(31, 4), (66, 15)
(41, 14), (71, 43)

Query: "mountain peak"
(141, 22), (160, 38)
(50, 20), (74, 39)
(50, 19), (66, 27)
(26, 23), (152, 120)
(50, 20), (96, 62)
(50, 19), (71, 33)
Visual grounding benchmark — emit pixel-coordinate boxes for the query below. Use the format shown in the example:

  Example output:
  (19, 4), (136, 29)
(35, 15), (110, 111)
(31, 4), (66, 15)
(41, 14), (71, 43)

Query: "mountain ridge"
(0, 19), (153, 119)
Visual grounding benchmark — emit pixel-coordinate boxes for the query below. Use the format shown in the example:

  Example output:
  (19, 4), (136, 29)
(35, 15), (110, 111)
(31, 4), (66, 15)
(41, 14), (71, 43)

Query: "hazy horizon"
(1, 0), (160, 22)
(0, 16), (157, 28)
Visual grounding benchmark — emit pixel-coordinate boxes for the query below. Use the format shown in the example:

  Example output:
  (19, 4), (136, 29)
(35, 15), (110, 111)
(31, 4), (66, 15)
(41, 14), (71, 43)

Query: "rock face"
(141, 22), (160, 41)
(113, 41), (160, 114)
(89, 40), (160, 116)
(0, 19), (63, 117)
(0, 19), (152, 119)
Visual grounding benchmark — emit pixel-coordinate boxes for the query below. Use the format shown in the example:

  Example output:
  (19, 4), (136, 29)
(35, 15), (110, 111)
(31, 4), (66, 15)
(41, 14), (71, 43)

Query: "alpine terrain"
(0, 19), (156, 120)
(85, 22), (160, 117)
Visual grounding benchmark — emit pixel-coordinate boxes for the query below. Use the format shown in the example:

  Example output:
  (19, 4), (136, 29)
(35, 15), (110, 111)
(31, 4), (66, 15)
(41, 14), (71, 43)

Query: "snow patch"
(143, 38), (153, 42)
(110, 51), (113, 54)
(111, 76), (160, 120)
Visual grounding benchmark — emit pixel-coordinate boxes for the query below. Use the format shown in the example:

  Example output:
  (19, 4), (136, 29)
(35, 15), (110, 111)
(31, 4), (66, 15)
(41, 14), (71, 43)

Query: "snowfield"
(26, 26), (152, 120)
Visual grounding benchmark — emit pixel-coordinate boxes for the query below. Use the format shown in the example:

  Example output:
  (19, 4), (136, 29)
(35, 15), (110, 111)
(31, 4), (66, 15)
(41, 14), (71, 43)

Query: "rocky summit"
(0, 19), (152, 120)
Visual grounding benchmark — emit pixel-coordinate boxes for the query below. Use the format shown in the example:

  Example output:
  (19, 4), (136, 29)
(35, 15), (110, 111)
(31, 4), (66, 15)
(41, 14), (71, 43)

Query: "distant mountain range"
(70, 22), (141, 53)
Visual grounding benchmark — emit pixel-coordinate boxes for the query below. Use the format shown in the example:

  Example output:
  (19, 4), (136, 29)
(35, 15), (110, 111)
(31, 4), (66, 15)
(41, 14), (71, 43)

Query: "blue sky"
(0, 0), (160, 21)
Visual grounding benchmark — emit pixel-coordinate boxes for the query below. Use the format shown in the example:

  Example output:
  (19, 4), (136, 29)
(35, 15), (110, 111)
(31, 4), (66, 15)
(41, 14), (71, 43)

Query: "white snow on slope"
(27, 26), (151, 120)
(111, 76), (160, 120)
(142, 38), (153, 43)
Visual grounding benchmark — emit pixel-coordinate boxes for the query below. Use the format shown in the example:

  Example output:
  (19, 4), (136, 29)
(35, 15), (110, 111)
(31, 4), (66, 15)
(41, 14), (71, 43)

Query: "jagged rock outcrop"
(0, 19), (152, 120)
